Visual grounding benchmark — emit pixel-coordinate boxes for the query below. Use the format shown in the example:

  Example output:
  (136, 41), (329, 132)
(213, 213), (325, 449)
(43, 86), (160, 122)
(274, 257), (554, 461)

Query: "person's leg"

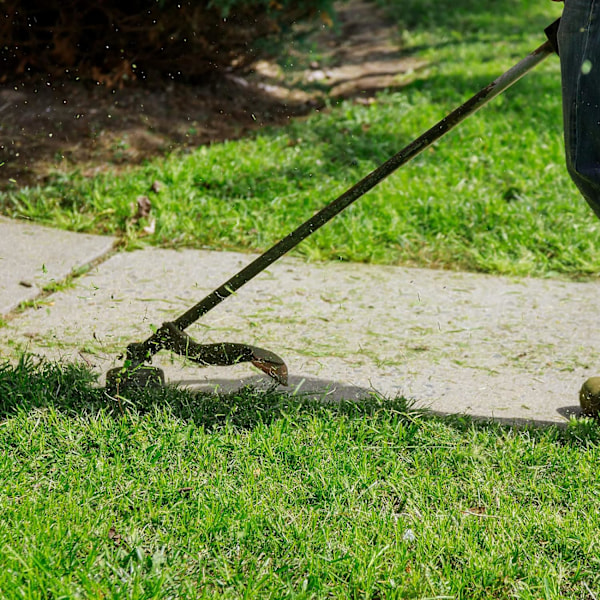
(559, 1), (600, 414)
(558, 0), (600, 218)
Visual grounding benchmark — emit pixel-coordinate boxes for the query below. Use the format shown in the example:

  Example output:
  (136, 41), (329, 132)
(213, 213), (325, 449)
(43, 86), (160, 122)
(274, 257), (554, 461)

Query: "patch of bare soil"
(0, 0), (425, 189)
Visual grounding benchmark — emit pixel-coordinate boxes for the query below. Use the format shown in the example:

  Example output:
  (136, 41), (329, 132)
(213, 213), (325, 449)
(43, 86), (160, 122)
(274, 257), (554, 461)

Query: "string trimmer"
(106, 19), (560, 394)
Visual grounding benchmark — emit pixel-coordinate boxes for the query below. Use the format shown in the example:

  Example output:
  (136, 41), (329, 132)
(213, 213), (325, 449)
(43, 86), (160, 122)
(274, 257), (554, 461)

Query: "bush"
(0, 0), (335, 86)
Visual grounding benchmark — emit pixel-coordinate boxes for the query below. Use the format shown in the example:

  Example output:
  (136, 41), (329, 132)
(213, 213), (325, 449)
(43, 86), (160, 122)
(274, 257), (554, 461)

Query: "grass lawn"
(2, 357), (600, 599)
(1, 0), (591, 278)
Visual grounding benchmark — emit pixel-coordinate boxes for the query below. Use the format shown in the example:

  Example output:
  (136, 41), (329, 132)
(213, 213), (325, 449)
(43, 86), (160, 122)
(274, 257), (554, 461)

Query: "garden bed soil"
(0, 0), (424, 189)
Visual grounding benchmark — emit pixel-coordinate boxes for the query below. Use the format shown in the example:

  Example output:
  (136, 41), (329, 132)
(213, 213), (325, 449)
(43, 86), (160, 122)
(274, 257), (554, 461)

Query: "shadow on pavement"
(172, 374), (380, 404)
(173, 373), (585, 428)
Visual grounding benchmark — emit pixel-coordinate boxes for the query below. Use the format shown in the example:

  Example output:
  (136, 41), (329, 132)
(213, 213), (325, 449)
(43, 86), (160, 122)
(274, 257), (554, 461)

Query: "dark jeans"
(558, 0), (600, 218)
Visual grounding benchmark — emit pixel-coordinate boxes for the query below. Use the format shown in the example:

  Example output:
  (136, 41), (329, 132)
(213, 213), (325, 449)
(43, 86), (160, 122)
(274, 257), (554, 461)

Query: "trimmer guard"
(106, 321), (287, 395)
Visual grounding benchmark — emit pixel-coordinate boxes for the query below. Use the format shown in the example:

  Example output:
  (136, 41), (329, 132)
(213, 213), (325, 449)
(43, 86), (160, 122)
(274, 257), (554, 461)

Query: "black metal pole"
(129, 37), (555, 363)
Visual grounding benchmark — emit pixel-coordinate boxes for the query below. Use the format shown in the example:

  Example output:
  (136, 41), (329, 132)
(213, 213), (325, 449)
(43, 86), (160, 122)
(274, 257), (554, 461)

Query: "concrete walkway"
(1, 217), (598, 425)
(0, 216), (116, 314)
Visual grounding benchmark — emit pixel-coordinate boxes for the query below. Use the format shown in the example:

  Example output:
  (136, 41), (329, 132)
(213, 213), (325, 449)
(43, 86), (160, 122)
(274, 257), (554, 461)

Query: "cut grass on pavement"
(1, 357), (600, 598)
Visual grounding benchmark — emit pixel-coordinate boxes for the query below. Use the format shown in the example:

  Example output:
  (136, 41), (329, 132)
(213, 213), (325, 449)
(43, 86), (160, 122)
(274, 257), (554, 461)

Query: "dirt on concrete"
(0, 0), (425, 189)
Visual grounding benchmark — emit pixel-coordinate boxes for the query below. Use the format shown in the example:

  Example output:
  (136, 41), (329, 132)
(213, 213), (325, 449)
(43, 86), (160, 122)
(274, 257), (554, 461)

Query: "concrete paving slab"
(0, 217), (116, 315)
(1, 246), (598, 425)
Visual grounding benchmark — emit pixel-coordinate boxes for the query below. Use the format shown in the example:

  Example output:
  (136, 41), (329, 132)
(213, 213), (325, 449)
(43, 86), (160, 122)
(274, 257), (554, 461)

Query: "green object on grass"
(580, 377), (600, 417)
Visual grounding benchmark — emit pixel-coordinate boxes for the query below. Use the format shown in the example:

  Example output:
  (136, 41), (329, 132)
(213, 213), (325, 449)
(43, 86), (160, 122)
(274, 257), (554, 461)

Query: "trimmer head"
(104, 320), (287, 394)
(105, 364), (165, 395)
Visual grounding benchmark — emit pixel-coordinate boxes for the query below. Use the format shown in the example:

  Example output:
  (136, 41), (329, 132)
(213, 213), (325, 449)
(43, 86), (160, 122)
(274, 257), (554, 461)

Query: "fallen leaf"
(108, 526), (122, 546)
(135, 195), (152, 219)
(462, 506), (500, 518)
(468, 506), (486, 515)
